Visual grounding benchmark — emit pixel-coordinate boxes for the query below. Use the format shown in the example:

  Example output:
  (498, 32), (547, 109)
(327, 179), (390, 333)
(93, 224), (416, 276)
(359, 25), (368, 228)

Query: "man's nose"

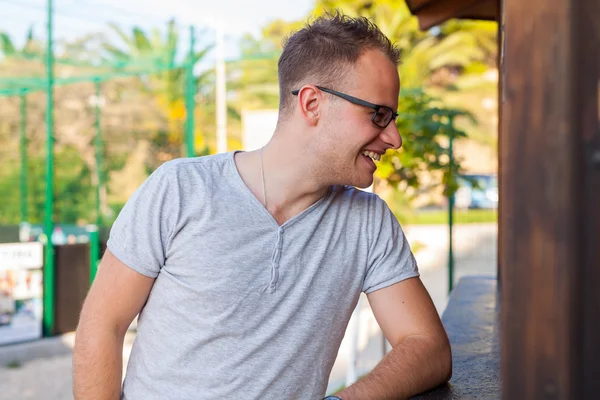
(382, 122), (402, 150)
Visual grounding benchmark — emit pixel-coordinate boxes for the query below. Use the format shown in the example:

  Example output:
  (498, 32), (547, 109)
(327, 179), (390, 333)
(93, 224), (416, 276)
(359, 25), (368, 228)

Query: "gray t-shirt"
(107, 151), (419, 400)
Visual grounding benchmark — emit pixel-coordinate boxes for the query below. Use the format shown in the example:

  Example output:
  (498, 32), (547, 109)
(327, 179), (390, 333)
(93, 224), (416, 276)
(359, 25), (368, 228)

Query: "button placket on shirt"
(267, 226), (285, 293)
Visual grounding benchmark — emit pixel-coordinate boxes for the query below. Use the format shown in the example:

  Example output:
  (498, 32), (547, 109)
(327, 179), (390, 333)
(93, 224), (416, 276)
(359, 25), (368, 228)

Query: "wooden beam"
(500, 0), (600, 398)
(460, 0), (499, 21)
(415, 0), (483, 30)
(577, 0), (600, 397)
(405, 0), (438, 14)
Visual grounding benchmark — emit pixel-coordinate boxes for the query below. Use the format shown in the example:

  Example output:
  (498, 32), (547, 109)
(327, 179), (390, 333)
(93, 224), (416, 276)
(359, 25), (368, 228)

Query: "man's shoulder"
(330, 185), (385, 207)
(161, 152), (229, 171)
(155, 152), (232, 181)
(328, 185), (392, 218)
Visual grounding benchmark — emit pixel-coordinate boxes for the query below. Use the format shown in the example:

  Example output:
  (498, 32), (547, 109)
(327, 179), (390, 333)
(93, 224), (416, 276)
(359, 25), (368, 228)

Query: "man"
(74, 12), (451, 400)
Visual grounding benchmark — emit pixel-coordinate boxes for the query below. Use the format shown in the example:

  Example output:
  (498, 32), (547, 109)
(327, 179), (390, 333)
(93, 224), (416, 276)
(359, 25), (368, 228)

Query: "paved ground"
(0, 332), (135, 400)
(409, 223), (498, 313)
(0, 223), (497, 399)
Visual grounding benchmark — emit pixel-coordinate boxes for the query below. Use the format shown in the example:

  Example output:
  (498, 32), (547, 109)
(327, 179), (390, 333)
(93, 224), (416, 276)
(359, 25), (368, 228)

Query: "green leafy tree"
(0, 24), (206, 226)
(0, 147), (95, 225)
(102, 19), (213, 167)
(0, 26), (43, 58)
(377, 88), (474, 195)
(227, 19), (304, 113)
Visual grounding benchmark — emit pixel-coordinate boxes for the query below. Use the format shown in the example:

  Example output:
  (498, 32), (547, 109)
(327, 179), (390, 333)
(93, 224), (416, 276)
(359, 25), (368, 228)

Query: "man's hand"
(335, 277), (451, 399)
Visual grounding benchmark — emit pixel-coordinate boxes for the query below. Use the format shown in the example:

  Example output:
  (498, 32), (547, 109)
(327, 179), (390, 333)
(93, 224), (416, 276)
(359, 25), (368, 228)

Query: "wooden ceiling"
(405, 0), (499, 30)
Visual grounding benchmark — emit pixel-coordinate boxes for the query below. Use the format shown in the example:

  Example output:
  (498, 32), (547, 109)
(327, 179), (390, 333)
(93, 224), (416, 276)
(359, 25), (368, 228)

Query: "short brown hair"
(277, 12), (401, 118)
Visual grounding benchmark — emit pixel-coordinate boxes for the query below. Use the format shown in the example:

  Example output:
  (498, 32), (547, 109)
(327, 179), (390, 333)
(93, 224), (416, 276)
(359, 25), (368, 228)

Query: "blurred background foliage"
(0, 0), (497, 226)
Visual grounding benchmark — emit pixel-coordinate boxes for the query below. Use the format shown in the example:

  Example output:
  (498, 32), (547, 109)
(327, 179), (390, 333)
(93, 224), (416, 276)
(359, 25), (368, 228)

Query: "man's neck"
(235, 134), (330, 225)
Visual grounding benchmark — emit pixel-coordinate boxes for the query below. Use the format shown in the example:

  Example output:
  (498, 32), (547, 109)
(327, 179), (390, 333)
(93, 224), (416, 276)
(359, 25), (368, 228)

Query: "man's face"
(319, 49), (402, 188)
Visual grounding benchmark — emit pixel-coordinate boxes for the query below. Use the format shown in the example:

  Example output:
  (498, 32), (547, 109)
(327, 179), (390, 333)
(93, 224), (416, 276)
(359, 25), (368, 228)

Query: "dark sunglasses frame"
(291, 86), (398, 128)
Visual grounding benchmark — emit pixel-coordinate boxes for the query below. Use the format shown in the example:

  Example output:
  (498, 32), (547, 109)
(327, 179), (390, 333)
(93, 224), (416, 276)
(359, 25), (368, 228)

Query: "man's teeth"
(361, 150), (381, 161)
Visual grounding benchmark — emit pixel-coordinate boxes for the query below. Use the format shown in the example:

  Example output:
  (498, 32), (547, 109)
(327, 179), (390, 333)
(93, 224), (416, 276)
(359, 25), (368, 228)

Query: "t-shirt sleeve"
(106, 162), (178, 278)
(362, 196), (419, 294)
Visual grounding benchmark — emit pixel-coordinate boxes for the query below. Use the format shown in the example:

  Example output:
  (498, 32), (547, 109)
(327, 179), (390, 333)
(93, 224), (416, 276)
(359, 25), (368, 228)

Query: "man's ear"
(296, 85), (321, 126)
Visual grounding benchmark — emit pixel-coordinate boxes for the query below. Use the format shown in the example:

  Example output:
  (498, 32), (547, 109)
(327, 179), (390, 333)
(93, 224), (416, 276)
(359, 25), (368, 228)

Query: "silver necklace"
(260, 146), (267, 208)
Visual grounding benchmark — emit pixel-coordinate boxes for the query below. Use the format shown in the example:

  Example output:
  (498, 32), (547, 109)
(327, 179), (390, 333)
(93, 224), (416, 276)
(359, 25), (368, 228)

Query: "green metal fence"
(1, 0), (200, 336)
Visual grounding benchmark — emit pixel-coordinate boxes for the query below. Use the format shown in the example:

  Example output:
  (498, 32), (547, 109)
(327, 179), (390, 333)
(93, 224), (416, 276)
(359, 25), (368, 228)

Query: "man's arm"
(73, 249), (155, 400)
(335, 276), (451, 400)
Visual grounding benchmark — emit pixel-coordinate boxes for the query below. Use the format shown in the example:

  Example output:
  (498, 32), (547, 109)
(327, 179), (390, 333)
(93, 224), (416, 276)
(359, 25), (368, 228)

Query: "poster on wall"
(0, 242), (43, 346)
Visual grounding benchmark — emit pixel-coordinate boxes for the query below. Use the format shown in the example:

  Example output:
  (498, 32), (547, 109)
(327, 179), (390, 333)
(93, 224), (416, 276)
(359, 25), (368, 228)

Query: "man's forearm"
(73, 324), (125, 400)
(335, 335), (451, 400)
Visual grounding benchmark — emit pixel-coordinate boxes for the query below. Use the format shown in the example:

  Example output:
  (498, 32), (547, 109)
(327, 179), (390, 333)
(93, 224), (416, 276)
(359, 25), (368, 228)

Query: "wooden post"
(576, 0), (600, 396)
(500, 0), (600, 398)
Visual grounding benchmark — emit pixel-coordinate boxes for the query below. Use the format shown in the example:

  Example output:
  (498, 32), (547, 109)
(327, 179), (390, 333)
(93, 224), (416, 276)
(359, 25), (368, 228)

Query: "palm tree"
(103, 19), (213, 99)
(0, 26), (42, 58)
(0, 27), (46, 92)
(101, 19), (213, 164)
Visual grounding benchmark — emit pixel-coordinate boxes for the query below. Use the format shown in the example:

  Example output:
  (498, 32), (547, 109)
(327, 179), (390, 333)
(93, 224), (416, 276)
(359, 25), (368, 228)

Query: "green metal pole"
(90, 79), (102, 283)
(20, 90), (28, 223)
(43, 0), (55, 337)
(89, 227), (99, 285)
(448, 135), (455, 294)
(185, 25), (195, 158)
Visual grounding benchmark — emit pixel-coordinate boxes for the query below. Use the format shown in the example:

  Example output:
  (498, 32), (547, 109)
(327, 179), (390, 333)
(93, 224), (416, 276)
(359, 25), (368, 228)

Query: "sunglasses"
(291, 86), (398, 129)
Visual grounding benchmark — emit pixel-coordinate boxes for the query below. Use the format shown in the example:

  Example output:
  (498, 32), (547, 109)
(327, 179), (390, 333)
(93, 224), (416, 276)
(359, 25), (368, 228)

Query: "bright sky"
(1, 0), (315, 60)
